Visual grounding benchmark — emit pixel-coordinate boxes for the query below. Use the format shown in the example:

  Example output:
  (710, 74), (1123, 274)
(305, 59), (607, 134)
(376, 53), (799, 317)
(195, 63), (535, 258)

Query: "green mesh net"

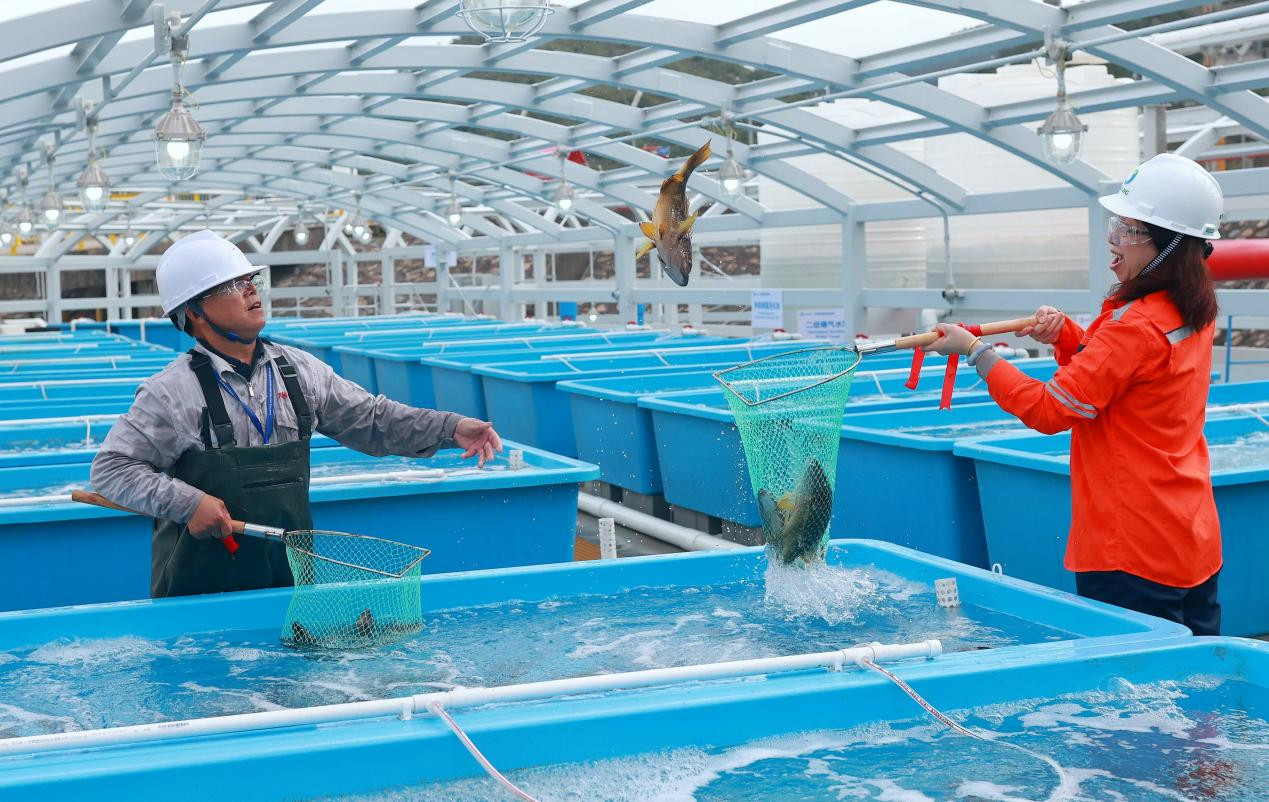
(715, 346), (861, 565)
(279, 531), (428, 650)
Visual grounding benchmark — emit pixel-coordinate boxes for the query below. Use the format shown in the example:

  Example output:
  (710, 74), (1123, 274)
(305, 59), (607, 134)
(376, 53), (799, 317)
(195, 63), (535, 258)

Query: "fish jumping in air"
(636, 140), (712, 287)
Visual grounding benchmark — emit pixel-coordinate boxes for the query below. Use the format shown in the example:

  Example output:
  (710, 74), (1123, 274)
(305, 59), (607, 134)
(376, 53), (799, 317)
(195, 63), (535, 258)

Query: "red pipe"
(1207, 238), (1269, 281)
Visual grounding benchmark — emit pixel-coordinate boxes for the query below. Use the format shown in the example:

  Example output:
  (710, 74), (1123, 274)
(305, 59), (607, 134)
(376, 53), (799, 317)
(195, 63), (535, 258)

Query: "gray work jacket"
(90, 339), (463, 524)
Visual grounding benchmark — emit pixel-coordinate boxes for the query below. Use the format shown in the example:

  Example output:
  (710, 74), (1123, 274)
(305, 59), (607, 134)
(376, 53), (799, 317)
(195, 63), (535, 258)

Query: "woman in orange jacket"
(923, 153), (1224, 635)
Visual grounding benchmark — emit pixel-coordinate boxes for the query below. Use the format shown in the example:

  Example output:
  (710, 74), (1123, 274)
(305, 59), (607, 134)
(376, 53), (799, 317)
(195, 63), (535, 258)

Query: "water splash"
(761, 558), (879, 626)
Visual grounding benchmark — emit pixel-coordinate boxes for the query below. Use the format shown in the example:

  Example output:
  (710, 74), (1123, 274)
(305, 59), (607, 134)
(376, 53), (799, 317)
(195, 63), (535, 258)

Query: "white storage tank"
(756, 59), (1140, 325)
(758, 99), (930, 299)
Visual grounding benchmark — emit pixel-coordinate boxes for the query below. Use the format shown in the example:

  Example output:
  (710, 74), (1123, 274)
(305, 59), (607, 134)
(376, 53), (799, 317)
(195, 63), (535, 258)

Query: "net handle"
(891, 316), (1035, 350)
(69, 489), (281, 555)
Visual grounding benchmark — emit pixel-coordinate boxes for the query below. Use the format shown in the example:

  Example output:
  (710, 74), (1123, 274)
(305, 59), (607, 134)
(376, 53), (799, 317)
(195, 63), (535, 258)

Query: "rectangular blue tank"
(103, 319), (194, 351)
(558, 352), (915, 495)
(0, 355), (175, 381)
(0, 397), (137, 422)
(0, 339), (171, 356)
(476, 341), (815, 458)
(637, 360), (1059, 547)
(831, 379), (1269, 572)
(0, 378), (142, 402)
(0, 542), (1218, 801)
(361, 329), (665, 407)
(955, 413), (1269, 636)
(269, 317), (482, 370)
(263, 312), (443, 333)
(61, 319), (192, 351)
(2, 330), (116, 344)
(0, 423), (340, 467)
(0, 442), (597, 610)
(332, 323), (549, 392)
(425, 334), (733, 421)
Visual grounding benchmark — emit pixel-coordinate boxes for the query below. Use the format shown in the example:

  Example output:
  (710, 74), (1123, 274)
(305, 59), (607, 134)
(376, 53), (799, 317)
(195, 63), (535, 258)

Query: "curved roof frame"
(0, 0), (1262, 252)
(0, 42), (903, 215)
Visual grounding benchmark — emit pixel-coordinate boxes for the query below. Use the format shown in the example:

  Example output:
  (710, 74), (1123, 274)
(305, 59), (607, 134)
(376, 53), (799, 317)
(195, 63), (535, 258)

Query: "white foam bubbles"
(762, 559), (879, 625)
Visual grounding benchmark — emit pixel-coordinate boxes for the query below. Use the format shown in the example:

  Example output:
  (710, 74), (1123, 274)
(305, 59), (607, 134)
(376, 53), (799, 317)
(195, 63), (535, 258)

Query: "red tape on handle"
(906, 323), (982, 410)
(222, 533), (239, 555)
(904, 349), (925, 390)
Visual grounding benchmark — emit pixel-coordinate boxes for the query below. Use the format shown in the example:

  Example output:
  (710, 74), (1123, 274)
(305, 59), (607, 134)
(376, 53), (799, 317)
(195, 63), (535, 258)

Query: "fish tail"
(676, 141), (712, 181)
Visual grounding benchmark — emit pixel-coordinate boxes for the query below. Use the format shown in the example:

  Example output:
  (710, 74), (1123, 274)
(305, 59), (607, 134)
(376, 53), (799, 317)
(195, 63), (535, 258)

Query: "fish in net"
(715, 346), (860, 565)
(258, 527), (429, 650)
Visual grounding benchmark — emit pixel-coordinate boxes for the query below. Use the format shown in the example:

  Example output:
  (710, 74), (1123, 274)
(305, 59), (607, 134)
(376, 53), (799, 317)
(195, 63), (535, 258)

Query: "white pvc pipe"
(0, 355), (135, 367)
(0, 469), (482, 509)
(0, 639), (941, 757)
(309, 469), (446, 485)
(0, 414), (118, 427)
(539, 340), (782, 363)
(0, 377), (141, 390)
(1207, 402), (1269, 428)
(0, 343), (105, 353)
(578, 492), (744, 552)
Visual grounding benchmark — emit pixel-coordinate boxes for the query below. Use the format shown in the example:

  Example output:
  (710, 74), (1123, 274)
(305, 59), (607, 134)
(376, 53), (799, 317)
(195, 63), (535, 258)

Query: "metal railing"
(1222, 314), (1269, 381)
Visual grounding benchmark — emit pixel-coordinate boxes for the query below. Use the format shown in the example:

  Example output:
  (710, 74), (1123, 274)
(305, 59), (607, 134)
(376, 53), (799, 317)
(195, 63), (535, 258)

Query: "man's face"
(194, 273), (266, 337)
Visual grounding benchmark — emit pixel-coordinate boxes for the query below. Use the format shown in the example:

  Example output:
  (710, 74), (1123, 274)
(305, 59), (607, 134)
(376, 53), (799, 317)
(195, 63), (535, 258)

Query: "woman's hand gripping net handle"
(69, 490), (286, 555)
(858, 316), (1037, 355)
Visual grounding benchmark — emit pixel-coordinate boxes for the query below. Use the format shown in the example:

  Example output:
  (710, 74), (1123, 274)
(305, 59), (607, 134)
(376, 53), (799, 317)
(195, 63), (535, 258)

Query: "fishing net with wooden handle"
(714, 346), (861, 565)
(69, 490), (429, 651)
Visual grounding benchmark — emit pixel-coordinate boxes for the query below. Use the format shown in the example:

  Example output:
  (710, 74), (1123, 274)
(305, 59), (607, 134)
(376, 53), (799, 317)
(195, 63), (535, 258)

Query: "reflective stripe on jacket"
(985, 290), (1221, 588)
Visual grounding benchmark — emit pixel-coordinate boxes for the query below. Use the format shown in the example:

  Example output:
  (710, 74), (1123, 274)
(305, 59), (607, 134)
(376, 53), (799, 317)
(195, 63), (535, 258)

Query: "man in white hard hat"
(922, 153), (1224, 635)
(90, 230), (502, 598)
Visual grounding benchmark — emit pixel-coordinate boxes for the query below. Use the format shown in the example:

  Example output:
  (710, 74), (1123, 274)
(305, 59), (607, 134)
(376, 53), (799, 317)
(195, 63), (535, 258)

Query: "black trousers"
(1076, 569), (1220, 636)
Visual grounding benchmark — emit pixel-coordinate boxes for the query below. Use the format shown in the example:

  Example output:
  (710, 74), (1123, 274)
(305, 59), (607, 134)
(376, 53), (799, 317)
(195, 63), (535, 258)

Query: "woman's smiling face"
(1107, 216), (1159, 283)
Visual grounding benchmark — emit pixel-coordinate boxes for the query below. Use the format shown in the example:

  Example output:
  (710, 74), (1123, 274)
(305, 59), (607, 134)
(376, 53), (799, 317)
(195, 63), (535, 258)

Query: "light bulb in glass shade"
(1037, 99), (1086, 166)
(165, 140), (190, 162)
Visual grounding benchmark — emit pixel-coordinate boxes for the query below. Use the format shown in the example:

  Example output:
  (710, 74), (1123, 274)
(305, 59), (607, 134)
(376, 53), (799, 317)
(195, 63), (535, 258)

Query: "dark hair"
(1110, 223), (1218, 331)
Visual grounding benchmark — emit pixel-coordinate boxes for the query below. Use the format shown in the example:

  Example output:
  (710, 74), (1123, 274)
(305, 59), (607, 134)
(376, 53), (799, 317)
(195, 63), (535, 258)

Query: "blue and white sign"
(797, 308), (847, 344)
(422, 245), (437, 268)
(751, 290), (784, 329)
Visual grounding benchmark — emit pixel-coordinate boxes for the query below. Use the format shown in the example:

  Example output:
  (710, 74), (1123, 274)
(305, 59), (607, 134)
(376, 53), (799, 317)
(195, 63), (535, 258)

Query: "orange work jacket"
(985, 290), (1221, 588)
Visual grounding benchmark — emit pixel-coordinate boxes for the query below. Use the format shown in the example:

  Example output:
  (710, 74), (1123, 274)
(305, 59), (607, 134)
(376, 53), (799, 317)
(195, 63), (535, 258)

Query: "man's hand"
(454, 417), (503, 468)
(1016, 305), (1064, 344)
(187, 493), (233, 539)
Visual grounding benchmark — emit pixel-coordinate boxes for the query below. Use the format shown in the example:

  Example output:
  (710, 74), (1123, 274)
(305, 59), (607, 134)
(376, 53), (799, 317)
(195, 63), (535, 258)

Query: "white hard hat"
(1098, 153), (1223, 240)
(156, 229), (258, 315)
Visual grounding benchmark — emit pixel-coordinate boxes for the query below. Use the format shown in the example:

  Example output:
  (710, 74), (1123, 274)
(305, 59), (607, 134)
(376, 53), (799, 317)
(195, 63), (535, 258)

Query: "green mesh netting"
(715, 347), (861, 565)
(279, 531), (427, 650)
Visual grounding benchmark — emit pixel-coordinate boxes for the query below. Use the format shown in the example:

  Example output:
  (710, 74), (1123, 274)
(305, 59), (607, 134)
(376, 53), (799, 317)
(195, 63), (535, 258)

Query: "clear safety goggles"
(1107, 216), (1153, 247)
(202, 272), (265, 299)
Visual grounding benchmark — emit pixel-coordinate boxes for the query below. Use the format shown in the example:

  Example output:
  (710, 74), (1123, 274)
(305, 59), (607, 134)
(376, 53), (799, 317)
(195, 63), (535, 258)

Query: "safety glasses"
(1107, 216), (1153, 247)
(203, 272), (265, 299)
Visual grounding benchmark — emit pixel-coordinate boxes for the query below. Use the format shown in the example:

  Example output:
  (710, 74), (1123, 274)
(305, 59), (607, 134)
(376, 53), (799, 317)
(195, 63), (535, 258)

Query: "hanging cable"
(425, 702), (540, 802)
(859, 658), (1073, 801)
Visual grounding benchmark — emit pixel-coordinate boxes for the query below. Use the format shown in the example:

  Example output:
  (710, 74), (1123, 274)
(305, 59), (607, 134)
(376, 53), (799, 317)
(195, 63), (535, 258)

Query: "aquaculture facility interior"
(0, 0), (1266, 799)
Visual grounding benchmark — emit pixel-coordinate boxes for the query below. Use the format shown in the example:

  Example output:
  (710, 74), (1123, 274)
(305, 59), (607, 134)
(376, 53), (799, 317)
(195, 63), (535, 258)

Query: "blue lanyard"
(215, 366), (275, 444)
